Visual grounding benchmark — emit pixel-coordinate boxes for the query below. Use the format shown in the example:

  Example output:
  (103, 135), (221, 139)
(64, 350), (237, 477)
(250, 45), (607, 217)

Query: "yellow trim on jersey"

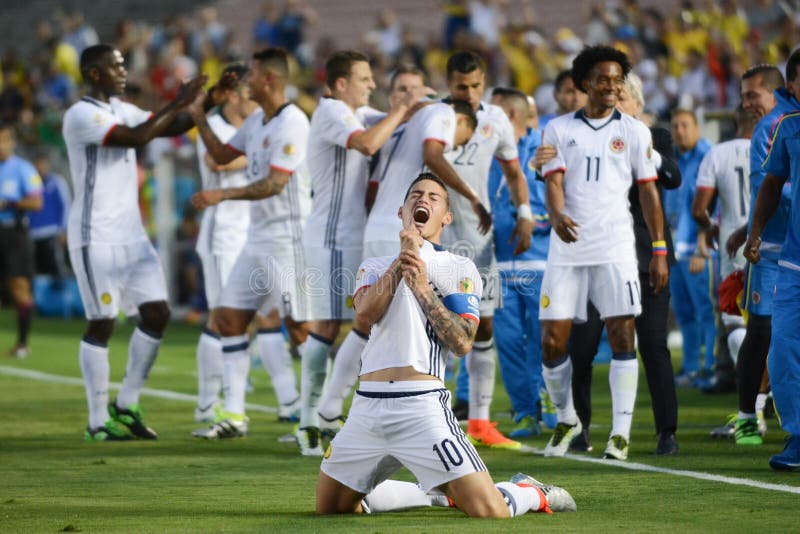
(762, 110), (800, 169)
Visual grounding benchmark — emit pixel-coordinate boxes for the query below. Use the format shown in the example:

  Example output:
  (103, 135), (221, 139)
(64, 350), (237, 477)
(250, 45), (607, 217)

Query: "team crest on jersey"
(324, 445), (332, 459)
(101, 292), (112, 305)
(480, 124), (493, 138)
(459, 277), (475, 293)
(647, 142), (653, 159)
(610, 137), (626, 153)
(751, 290), (761, 304)
(442, 117), (451, 129)
(541, 291), (550, 309)
(283, 143), (295, 155)
(93, 113), (106, 125)
(345, 295), (354, 309)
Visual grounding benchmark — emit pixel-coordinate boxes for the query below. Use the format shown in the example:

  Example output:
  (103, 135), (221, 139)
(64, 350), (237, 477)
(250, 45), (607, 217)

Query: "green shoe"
(509, 415), (543, 439)
(109, 400), (158, 439)
(85, 420), (132, 441)
(735, 418), (763, 445)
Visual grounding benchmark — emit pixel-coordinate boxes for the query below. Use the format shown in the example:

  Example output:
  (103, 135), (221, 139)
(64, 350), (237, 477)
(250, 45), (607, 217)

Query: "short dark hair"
(734, 105), (757, 134)
(742, 64), (785, 92)
(325, 50), (369, 89)
(450, 98), (477, 132)
(554, 69), (574, 92)
(571, 45), (632, 93)
(446, 51), (486, 79)
(79, 44), (115, 79)
(491, 87), (529, 120)
(390, 64), (426, 90)
(404, 172), (450, 208)
(215, 63), (249, 92)
(252, 47), (289, 78)
(671, 108), (697, 124)
(786, 49), (800, 83)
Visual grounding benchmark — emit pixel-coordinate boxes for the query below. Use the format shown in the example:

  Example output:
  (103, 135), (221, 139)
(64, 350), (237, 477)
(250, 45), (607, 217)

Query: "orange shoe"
(467, 419), (521, 450)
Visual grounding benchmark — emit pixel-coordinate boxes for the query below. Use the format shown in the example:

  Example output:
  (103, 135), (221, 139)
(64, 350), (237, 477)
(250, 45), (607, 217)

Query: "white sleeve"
(541, 121), (566, 177)
(631, 121), (658, 183)
(493, 112), (518, 162)
(227, 114), (252, 155)
(695, 149), (717, 190)
(63, 103), (118, 146)
(354, 257), (390, 295)
(120, 101), (153, 127)
(270, 115), (308, 173)
(318, 100), (364, 148)
(420, 106), (456, 151)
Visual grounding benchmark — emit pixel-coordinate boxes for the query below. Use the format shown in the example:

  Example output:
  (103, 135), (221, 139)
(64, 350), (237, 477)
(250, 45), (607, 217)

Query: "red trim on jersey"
(543, 167), (566, 178)
(353, 285), (371, 303)
(224, 144), (245, 156)
(495, 156), (519, 164)
(423, 138), (447, 146)
(101, 124), (119, 145)
(346, 129), (365, 149)
(636, 175), (658, 183)
(696, 185), (716, 191)
(460, 313), (480, 324)
(270, 165), (293, 174)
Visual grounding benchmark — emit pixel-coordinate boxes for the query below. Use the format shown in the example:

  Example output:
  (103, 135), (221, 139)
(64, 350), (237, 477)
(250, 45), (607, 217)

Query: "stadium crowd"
(1, 0), (799, 509)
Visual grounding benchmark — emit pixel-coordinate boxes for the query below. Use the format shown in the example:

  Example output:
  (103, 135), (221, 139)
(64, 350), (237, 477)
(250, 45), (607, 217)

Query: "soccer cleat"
(295, 425), (324, 456)
(7, 344), (30, 359)
(674, 369), (697, 388)
(318, 413), (345, 439)
(509, 415), (542, 439)
(509, 473), (577, 512)
(108, 400), (157, 439)
(655, 431), (679, 456)
(467, 420), (522, 450)
(568, 427), (593, 452)
(603, 434), (629, 460)
(85, 420), (132, 441)
(194, 401), (223, 423)
(734, 418), (763, 445)
(756, 410), (767, 437)
(192, 413), (249, 439)
(543, 420), (582, 457)
(755, 393), (769, 435)
(539, 388), (558, 429)
(278, 397), (301, 423)
(710, 414), (737, 439)
(769, 435), (800, 471)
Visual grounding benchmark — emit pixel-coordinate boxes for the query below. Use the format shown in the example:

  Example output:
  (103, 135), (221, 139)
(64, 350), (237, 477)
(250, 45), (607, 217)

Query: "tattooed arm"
(191, 169), (290, 209)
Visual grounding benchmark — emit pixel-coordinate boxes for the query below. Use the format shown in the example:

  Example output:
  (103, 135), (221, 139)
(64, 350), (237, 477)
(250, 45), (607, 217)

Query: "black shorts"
(0, 225), (34, 279)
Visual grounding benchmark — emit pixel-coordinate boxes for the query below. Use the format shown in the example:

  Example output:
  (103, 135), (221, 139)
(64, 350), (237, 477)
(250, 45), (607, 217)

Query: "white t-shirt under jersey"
(355, 240), (482, 382)
(305, 97), (368, 249)
(196, 111), (250, 256)
(63, 96), (152, 247)
(541, 109), (657, 266)
(365, 103), (456, 245)
(226, 103), (311, 250)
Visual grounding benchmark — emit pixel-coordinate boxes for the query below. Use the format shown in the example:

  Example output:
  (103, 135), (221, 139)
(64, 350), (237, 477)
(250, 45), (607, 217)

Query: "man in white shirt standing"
(63, 44), (206, 440)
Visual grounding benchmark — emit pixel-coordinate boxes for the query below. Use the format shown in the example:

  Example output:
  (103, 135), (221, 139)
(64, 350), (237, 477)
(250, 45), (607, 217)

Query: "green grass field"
(2, 312), (799, 532)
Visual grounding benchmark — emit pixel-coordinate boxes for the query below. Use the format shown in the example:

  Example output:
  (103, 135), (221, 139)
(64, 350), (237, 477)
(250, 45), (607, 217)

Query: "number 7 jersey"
(541, 109), (657, 266)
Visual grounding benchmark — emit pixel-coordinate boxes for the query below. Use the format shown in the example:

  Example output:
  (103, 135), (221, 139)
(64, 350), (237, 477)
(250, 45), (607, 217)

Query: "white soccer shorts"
(304, 245), (362, 321)
(70, 240), (168, 320)
(539, 261), (642, 322)
(321, 381), (487, 494)
(198, 250), (240, 310)
(219, 248), (311, 321)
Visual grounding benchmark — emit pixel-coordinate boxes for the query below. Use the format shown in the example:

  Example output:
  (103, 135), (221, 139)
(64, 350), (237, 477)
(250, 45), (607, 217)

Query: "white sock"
(318, 330), (367, 420)
(257, 330), (298, 405)
(117, 327), (160, 408)
(362, 480), (434, 512)
(609, 358), (639, 440)
(738, 411), (756, 420)
(221, 335), (250, 416)
(196, 329), (222, 410)
(79, 339), (110, 429)
(727, 327), (746, 366)
(542, 357), (578, 425)
(467, 339), (496, 420)
(495, 481), (544, 516)
(756, 392), (768, 413)
(299, 334), (332, 428)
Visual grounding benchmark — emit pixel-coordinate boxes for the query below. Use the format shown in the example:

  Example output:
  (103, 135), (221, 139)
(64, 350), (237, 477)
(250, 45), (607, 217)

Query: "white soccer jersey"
(226, 104), (311, 250)
(196, 112), (250, 256)
(355, 241), (482, 381)
(305, 97), (369, 248)
(541, 109), (657, 266)
(442, 102), (518, 255)
(63, 96), (152, 247)
(364, 103), (456, 245)
(696, 137), (750, 253)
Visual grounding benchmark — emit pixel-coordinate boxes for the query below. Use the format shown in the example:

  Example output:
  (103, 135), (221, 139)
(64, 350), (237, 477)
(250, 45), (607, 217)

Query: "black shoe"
(108, 400), (158, 439)
(655, 431), (679, 456)
(451, 398), (468, 421)
(568, 428), (593, 452)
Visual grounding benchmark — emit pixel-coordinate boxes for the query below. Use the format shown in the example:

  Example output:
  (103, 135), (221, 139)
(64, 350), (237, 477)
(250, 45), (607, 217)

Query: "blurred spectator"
(28, 152), (70, 277)
(469, 0), (504, 47)
(61, 10), (99, 56)
(253, 1), (280, 48)
(275, 0), (317, 60)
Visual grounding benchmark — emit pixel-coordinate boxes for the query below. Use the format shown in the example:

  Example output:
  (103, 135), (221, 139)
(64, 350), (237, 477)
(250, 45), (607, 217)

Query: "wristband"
(517, 203), (533, 221)
(652, 240), (667, 256)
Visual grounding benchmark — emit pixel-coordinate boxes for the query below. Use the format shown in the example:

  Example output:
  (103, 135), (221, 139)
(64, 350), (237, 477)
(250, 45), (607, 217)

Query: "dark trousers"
(568, 271), (678, 434)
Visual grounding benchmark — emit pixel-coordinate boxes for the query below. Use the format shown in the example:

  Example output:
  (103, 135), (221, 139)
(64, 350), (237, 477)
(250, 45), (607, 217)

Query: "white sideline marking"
(0, 365), (276, 414)
(3, 365), (799, 494)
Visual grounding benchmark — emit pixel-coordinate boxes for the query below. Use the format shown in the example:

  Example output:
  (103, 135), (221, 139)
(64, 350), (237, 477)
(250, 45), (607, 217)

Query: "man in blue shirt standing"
(744, 107), (800, 471)
(0, 124), (43, 358)
(29, 153), (71, 278)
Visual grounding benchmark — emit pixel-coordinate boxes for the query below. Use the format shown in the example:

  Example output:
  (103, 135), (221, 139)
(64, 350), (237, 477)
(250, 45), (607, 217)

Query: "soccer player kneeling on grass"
(315, 173), (575, 517)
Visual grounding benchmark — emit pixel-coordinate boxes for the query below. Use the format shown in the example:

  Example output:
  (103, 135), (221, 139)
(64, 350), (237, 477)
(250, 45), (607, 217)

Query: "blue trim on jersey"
(222, 341), (249, 353)
(574, 108), (621, 130)
(81, 145), (98, 245)
(80, 245), (100, 311)
(763, 110), (800, 268)
(325, 146), (346, 248)
(442, 293), (480, 319)
(437, 390), (486, 471)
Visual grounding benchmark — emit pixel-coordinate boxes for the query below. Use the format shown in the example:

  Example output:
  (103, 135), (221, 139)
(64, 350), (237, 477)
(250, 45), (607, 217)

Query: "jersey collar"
(574, 108), (621, 131)
(422, 240), (445, 251)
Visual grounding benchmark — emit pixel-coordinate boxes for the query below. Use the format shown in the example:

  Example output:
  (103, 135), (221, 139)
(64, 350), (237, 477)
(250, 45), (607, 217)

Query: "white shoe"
(295, 426), (323, 456)
(192, 416), (248, 439)
(278, 397), (301, 422)
(318, 413), (345, 439)
(543, 420), (582, 457)
(194, 401), (222, 423)
(603, 434), (629, 460)
(509, 472), (577, 512)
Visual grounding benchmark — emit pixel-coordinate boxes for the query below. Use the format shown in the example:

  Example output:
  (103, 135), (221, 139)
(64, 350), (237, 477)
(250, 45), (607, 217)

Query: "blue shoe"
(769, 435), (800, 471)
(539, 388), (558, 429)
(509, 415), (542, 439)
